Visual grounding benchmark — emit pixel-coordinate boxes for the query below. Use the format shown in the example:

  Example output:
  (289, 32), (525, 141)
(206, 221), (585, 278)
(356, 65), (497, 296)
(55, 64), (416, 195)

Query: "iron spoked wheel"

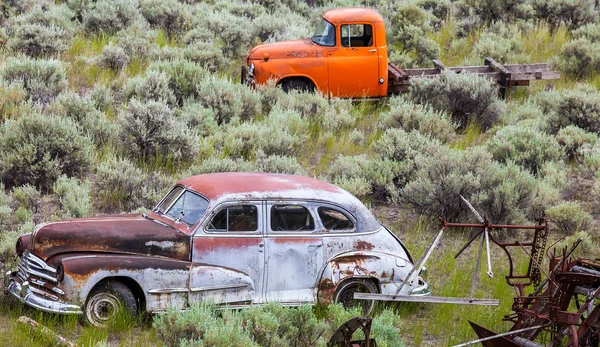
(333, 279), (378, 316)
(84, 281), (138, 327)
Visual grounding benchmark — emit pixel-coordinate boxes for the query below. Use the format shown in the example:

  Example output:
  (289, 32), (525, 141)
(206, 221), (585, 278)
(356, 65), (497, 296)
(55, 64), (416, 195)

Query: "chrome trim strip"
(148, 288), (188, 294)
(190, 284), (248, 292)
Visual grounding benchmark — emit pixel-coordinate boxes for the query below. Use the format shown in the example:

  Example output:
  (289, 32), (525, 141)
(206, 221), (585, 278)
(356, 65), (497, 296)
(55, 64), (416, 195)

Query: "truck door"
(328, 23), (380, 98)
(189, 202), (266, 306)
(265, 202), (324, 304)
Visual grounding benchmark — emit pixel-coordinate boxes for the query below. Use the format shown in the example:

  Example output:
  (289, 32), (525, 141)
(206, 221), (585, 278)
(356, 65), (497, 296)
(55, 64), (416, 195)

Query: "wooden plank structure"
(387, 57), (560, 98)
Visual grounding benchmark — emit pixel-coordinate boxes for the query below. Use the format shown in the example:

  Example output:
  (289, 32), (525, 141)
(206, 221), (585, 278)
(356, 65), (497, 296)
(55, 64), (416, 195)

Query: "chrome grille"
(18, 252), (61, 301)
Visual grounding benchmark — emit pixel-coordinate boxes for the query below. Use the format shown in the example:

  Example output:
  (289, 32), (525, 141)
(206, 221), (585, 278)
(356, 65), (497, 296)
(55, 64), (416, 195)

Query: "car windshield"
(311, 19), (335, 47)
(155, 187), (209, 225)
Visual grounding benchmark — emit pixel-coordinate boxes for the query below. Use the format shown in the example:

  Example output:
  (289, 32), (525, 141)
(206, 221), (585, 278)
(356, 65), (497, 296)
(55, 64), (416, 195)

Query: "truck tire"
(333, 279), (378, 316)
(281, 79), (314, 93)
(84, 281), (138, 327)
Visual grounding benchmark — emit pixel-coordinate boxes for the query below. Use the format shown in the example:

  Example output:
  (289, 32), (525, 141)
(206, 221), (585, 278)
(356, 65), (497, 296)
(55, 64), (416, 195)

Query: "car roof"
(177, 172), (381, 232)
(322, 7), (384, 25)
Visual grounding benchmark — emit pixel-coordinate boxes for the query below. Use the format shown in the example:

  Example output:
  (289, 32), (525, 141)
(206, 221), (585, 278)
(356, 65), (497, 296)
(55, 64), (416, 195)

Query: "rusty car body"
(4, 172), (429, 325)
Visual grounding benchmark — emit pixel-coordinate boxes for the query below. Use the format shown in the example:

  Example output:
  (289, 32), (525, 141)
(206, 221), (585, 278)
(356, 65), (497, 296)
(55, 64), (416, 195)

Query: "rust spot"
(318, 279), (336, 304)
(354, 241), (375, 251)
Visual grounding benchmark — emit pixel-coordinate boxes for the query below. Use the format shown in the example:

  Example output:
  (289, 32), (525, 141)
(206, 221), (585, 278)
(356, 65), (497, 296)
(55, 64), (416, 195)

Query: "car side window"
(207, 205), (258, 232)
(271, 204), (314, 232)
(318, 207), (354, 231)
(340, 24), (373, 48)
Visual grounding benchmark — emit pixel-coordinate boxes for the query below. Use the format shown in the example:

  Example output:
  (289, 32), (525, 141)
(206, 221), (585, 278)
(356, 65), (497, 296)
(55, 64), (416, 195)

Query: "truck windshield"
(311, 19), (335, 47)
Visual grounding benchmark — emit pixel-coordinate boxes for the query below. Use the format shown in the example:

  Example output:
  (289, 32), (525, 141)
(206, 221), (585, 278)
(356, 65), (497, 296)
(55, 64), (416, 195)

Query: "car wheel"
(281, 79), (313, 93)
(84, 281), (138, 327)
(333, 279), (378, 316)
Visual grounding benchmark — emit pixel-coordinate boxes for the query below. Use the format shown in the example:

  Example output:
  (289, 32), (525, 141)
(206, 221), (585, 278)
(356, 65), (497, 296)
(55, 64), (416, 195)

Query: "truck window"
(312, 19), (336, 47)
(340, 24), (373, 48)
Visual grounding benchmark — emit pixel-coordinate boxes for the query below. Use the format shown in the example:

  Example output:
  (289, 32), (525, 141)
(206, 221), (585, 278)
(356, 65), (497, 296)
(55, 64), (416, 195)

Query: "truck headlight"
(248, 63), (254, 77)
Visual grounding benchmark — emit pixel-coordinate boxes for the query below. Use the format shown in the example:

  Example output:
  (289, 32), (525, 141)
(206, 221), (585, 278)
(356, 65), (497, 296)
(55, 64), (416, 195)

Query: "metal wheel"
(333, 279), (378, 316)
(84, 281), (137, 327)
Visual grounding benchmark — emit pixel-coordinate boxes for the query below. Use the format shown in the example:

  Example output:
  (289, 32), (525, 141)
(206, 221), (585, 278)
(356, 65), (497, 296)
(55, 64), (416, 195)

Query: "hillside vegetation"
(0, 0), (599, 346)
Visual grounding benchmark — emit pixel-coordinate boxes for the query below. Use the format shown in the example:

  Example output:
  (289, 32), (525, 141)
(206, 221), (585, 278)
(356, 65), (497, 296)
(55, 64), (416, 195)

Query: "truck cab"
(242, 8), (389, 98)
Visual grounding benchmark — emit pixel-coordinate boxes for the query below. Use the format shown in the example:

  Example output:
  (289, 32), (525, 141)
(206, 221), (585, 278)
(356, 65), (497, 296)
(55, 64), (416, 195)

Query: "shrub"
(539, 85), (600, 134)
(0, 231), (20, 264)
(0, 113), (93, 192)
(556, 126), (598, 163)
(148, 59), (209, 106)
(473, 23), (529, 64)
(486, 125), (563, 175)
(7, 23), (70, 57)
(559, 38), (600, 78)
(0, 80), (27, 122)
(90, 84), (115, 112)
(238, 304), (326, 347)
(386, 3), (440, 65)
(140, 0), (191, 36)
(254, 153), (306, 175)
(183, 42), (229, 73)
(401, 147), (493, 220)
(195, 76), (261, 124)
(118, 99), (198, 161)
(94, 156), (170, 213)
(475, 161), (540, 224)
(327, 154), (403, 200)
(553, 230), (598, 258)
(320, 98), (357, 132)
(381, 96), (456, 143)
(52, 92), (114, 147)
(53, 176), (92, 218)
(215, 121), (300, 160)
(204, 10), (254, 58)
(1, 56), (67, 104)
(123, 70), (176, 105)
(454, 0), (533, 27)
(82, 0), (142, 35)
(177, 101), (218, 137)
(115, 20), (158, 59)
(99, 43), (130, 71)
(545, 201), (594, 234)
(12, 184), (41, 213)
(186, 157), (255, 176)
(410, 71), (504, 130)
(532, 0), (598, 30)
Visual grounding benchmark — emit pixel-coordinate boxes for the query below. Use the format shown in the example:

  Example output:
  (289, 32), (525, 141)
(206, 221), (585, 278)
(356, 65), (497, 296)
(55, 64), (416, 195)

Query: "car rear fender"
(317, 251), (411, 304)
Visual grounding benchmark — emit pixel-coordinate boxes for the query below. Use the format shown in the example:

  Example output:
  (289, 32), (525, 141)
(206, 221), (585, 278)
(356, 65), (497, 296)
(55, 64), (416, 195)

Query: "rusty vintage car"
(4, 173), (429, 326)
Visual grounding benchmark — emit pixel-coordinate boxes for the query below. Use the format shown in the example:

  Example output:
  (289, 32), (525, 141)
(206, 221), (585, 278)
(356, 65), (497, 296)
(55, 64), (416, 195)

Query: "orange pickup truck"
(241, 7), (559, 98)
(242, 7), (390, 98)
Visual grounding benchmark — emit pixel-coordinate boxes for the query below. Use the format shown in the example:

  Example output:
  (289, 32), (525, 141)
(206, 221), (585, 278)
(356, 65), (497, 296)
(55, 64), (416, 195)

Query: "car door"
(264, 202), (324, 304)
(327, 23), (379, 98)
(189, 202), (266, 306)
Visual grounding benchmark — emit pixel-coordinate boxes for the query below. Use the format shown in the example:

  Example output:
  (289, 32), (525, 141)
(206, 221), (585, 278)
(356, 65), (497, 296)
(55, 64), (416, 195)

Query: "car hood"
(246, 38), (323, 60)
(30, 214), (190, 262)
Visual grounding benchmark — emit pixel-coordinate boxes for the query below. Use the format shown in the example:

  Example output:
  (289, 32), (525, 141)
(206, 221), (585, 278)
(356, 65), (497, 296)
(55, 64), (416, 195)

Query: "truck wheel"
(84, 281), (138, 327)
(281, 79), (313, 93)
(333, 279), (378, 316)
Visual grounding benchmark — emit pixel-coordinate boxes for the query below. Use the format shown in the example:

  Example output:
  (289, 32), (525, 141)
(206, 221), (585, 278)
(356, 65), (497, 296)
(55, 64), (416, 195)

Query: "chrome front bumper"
(4, 270), (82, 315)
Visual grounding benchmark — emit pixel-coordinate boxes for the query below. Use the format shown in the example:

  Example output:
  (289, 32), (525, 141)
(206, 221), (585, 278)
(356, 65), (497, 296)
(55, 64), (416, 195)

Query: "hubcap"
(86, 293), (122, 327)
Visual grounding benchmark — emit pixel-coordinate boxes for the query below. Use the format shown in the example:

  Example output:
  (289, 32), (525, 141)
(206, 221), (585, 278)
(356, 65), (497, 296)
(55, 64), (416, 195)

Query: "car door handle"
(368, 49), (376, 53)
(258, 243), (264, 252)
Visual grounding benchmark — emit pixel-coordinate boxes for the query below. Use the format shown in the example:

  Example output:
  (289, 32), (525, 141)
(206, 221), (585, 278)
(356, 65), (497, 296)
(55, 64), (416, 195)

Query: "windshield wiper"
(143, 213), (180, 232)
